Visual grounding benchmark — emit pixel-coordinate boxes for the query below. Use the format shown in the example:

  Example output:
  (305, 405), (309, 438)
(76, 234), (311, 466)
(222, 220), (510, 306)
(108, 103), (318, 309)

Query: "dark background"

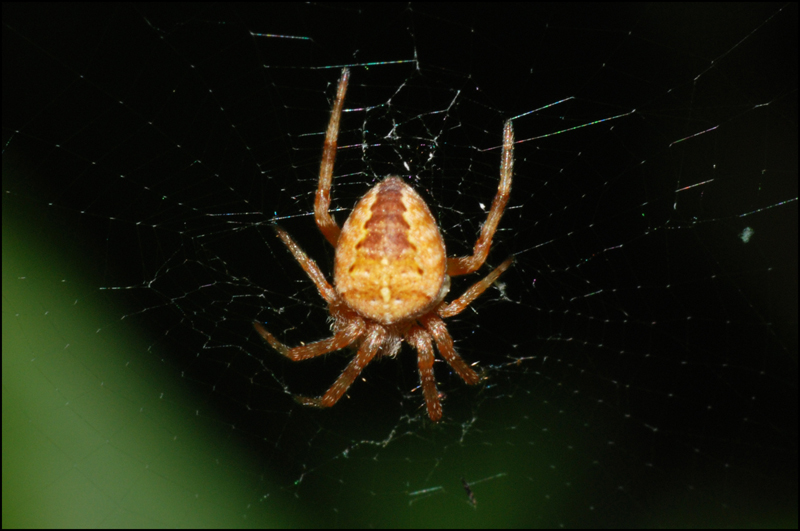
(4, 3), (797, 527)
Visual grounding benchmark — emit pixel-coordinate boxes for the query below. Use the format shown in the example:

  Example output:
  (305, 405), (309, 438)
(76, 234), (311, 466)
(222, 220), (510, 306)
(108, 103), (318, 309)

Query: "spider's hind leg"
(420, 314), (481, 385)
(253, 319), (364, 362)
(294, 323), (386, 409)
(407, 325), (443, 422)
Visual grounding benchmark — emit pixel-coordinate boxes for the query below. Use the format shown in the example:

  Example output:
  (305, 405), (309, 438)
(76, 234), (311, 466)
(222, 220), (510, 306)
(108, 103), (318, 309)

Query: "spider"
(254, 68), (513, 422)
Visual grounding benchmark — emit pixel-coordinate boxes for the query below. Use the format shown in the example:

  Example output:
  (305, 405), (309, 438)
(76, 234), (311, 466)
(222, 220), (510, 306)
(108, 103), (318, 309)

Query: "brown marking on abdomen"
(357, 178), (413, 259)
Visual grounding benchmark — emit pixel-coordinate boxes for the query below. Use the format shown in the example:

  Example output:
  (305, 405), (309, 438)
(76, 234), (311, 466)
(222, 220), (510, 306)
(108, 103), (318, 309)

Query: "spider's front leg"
(447, 120), (514, 277)
(314, 67), (350, 247)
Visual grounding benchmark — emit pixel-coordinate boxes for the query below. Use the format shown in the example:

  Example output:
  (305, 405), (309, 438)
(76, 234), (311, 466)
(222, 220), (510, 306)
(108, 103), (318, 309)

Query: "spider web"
(3, 3), (797, 527)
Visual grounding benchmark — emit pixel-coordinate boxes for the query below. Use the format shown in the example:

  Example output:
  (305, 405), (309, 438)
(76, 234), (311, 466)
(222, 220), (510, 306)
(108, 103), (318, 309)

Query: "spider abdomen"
(334, 176), (448, 325)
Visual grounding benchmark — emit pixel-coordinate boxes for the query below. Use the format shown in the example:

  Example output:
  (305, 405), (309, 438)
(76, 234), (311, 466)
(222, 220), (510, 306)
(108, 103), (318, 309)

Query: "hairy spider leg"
(273, 226), (337, 303)
(419, 314), (480, 385)
(314, 67), (350, 247)
(407, 326), (443, 421)
(253, 225), (362, 360)
(295, 323), (386, 408)
(439, 256), (513, 318)
(254, 319), (364, 361)
(447, 120), (514, 277)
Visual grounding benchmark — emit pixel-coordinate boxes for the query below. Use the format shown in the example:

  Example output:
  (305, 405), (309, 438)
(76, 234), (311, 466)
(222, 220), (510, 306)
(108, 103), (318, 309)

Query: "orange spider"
(254, 68), (513, 421)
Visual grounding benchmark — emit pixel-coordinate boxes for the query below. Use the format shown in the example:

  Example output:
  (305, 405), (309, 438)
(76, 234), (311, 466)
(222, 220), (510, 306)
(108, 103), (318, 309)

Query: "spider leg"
(407, 326), (443, 422)
(253, 318), (364, 361)
(438, 256), (513, 318)
(314, 67), (350, 247)
(295, 323), (386, 409)
(272, 225), (337, 304)
(420, 314), (480, 385)
(447, 120), (513, 277)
